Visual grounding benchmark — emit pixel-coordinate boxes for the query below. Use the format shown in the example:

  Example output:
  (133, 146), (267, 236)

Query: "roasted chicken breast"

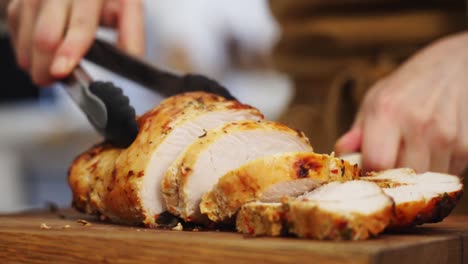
(69, 92), (263, 226)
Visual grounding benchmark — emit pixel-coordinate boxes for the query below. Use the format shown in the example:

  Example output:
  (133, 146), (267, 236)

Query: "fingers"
(8, 0), (144, 85)
(117, 0), (145, 57)
(397, 138), (430, 173)
(51, 0), (105, 77)
(396, 100), (455, 173)
(16, 0), (41, 70)
(357, 82), (401, 172)
(336, 80), (401, 172)
(334, 127), (362, 156)
(361, 112), (401, 173)
(31, 0), (71, 85)
(427, 120), (456, 173)
(101, 0), (119, 27)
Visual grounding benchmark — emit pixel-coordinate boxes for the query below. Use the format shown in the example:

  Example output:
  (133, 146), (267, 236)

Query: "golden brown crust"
(162, 120), (312, 222)
(69, 92), (263, 226)
(201, 152), (361, 223)
(87, 148), (122, 217)
(388, 191), (463, 228)
(236, 203), (285, 236)
(68, 143), (121, 215)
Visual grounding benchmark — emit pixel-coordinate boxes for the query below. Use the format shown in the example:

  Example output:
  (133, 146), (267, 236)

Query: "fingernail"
(123, 42), (144, 58)
(51, 56), (73, 76)
(334, 140), (346, 155)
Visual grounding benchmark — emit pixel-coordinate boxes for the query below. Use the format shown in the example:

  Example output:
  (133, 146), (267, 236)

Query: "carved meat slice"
(200, 152), (361, 223)
(237, 181), (394, 240)
(162, 121), (313, 223)
(362, 168), (463, 228)
(69, 92), (263, 226)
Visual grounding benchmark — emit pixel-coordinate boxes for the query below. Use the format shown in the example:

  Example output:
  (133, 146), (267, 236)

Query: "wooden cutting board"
(0, 209), (467, 264)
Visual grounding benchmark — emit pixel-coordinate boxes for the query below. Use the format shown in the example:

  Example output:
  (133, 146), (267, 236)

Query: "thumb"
(335, 126), (363, 156)
(335, 108), (364, 155)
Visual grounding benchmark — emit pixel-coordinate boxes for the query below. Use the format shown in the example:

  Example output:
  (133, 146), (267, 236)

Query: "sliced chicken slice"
(236, 202), (285, 236)
(362, 168), (463, 228)
(237, 181), (394, 240)
(200, 152), (361, 223)
(69, 92), (263, 226)
(69, 143), (121, 215)
(162, 121), (313, 223)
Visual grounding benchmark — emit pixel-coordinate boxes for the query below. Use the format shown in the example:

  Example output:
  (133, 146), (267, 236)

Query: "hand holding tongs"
(62, 39), (235, 148)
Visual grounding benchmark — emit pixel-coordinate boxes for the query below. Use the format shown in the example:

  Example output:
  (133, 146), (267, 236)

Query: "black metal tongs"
(62, 39), (235, 148)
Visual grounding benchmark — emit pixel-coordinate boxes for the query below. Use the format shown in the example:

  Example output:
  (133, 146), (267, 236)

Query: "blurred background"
(0, 0), (466, 213)
(0, 0), (291, 212)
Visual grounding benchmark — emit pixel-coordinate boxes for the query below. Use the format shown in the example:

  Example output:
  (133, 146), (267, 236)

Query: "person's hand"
(335, 32), (468, 175)
(7, 0), (145, 86)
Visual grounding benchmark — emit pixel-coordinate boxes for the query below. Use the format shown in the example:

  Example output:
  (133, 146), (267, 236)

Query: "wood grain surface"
(0, 209), (467, 264)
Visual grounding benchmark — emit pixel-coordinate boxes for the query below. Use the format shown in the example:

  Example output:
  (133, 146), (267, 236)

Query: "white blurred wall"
(144, 0), (292, 120)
